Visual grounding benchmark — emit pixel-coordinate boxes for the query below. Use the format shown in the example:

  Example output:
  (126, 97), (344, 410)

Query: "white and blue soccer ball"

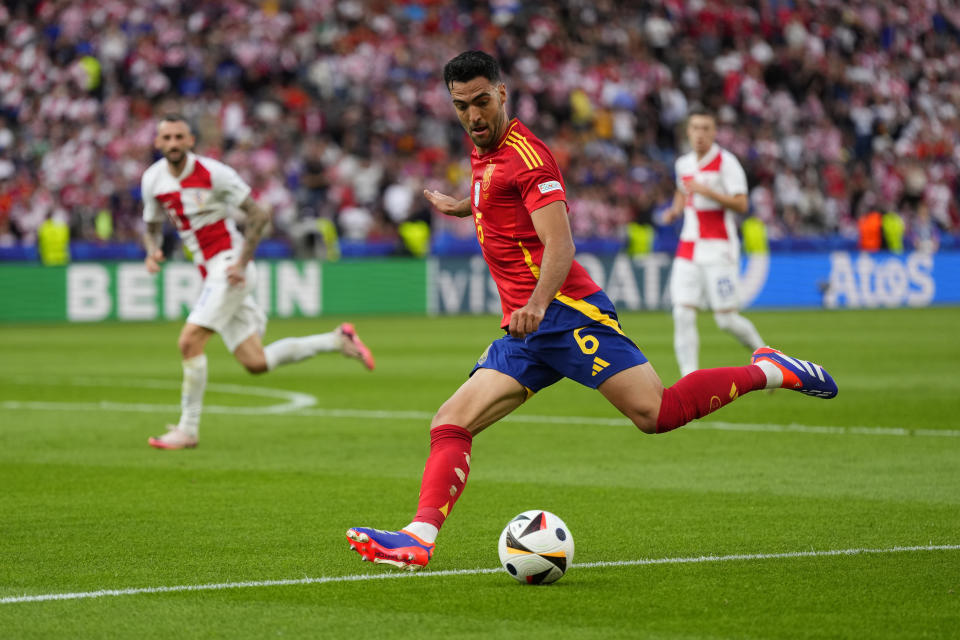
(497, 510), (574, 584)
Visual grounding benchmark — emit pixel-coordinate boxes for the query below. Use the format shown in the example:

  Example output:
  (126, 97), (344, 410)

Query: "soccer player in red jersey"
(345, 51), (837, 570)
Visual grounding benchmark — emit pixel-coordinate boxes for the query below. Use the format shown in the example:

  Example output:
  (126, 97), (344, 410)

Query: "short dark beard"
(165, 150), (186, 171)
(475, 110), (506, 153)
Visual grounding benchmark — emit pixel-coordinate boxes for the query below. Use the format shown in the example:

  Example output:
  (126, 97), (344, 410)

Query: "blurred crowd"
(1, 0), (958, 256)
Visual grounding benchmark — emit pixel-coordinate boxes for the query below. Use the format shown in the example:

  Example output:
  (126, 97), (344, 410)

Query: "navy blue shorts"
(470, 292), (648, 393)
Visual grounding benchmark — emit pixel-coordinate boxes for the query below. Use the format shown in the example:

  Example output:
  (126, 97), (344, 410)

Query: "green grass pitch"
(1, 307), (958, 638)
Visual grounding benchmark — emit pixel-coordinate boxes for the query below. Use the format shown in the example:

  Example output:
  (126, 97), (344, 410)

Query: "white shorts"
(186, 252), (267, 352)
(669, 258), (741, 311)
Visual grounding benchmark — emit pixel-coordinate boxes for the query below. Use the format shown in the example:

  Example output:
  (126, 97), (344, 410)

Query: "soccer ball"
(497, 510), (574, 584)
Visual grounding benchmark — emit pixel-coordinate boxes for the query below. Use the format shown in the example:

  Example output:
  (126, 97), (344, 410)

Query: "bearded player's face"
(449, 77), (508, 153)
(154, 120), (195, 167)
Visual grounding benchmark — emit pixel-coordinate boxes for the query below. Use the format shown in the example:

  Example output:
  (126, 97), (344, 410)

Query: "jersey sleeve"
(721, 152), (748, 195)
(512, 139), (567, 215)
(211, 160), (252, 209)
(140, 170), (163, 223)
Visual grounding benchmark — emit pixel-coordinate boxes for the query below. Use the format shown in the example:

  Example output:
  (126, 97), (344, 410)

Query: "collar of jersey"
(169, 152), (197, 181)
(495, 118), (521, 150)
(474, 118), (520, 159)
(696, 143), (720, 169)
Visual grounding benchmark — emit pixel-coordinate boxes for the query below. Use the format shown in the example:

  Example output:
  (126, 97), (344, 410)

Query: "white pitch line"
(0, 400), (317, 416)
(291, 409), (960, 438)
(0, 377), (317, 415)
(1, 377), (957, 437)
(2, 543), (956, 605)
(3, 400), (959, 437)
(682, 420), (960, 438)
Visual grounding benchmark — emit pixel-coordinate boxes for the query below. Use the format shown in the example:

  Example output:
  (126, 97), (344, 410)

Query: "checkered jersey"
(141, 152), (251, 270)
(673, 143), (747, 264)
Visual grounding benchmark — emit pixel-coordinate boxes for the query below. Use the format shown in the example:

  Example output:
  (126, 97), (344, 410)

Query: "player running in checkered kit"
(344, 52), (838, 571)
(662, 108), (766, 377)
(140, 114), (374, 450)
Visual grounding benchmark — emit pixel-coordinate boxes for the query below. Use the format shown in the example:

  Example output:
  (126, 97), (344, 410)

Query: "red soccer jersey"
(470, 119), (600, 327)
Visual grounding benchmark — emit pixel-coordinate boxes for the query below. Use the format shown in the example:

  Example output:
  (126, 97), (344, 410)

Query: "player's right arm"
(142, 221), (165, 273)
(662, 159), (686, 223)
(140, 170), (165, 274)
(423, 189), (471, 218)
(662, 189), (686, 223)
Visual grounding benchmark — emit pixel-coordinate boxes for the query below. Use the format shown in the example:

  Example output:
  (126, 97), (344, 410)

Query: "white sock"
(714, 311), (765, 351)
(263, 332), (342, 371)
(403, 522), (439, 544)
(755, 359), (784, 389)
(673, 305), (699, 377)
(177, 354), (207, 438)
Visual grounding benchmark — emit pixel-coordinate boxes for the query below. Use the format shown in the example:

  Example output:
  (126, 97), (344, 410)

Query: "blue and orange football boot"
(751, 347), (838, 399)
(346, 528), (434, 571)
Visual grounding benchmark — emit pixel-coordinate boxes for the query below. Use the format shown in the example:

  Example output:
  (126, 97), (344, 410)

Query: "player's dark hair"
(686, 106), (715, 122)
(160, 112), (194, 134)
(443, 51), (501, 90)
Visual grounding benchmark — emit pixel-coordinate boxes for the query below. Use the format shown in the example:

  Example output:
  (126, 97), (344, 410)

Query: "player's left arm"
(227, 195), (272, 286)
(686, 154), (749, 214)
(508, 200), (574, 339)
(683, 182), (748, 214)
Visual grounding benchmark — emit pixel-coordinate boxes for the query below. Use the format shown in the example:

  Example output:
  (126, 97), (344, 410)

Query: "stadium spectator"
(909, 202), (941, 253)
(0, 0), (958, 258)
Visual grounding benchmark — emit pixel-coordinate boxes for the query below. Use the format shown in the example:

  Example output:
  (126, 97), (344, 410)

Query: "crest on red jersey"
(481, 163), (496, 191)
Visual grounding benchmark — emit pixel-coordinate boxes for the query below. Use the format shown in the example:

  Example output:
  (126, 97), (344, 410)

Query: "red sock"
(655, 365), (767, 433)
(413, 424), (473, 529)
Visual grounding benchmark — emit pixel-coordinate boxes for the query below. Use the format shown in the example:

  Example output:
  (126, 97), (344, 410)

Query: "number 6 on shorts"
(573, 327), (599, 355)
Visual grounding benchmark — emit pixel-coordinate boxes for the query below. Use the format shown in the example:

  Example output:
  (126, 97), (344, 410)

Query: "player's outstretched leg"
(751, 347), (838, 398)
(625, 348), (837, 434)
(260, 323), (375, 371)
(338, 322), (375, 371)
(345, 528), (435, 571)
(346, 423), (474, 570)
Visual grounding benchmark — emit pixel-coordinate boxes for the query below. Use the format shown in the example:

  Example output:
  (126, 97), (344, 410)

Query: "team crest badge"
(481, 163), (496, 191)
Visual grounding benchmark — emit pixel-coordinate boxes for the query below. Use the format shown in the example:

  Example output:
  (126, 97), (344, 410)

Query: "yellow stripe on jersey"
(498, 121), (520, 149)
(508, 132), (543, 167)
(507, 140), (535, 170)
(555, 294), (625, 335)
(519, 240), (624, 336)
(518, 241), (541, 279)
